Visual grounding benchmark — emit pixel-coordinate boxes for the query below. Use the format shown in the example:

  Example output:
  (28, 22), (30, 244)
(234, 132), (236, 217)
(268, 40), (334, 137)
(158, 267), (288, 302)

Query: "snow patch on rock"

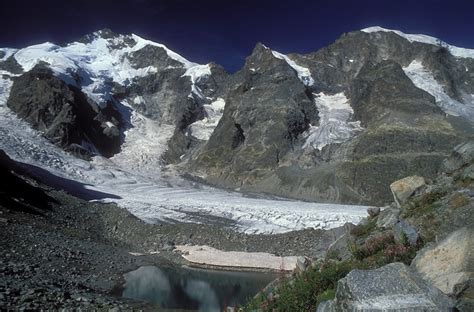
(188, 98), (225, 140)
(0, 48), (18, 61)
(403, 60), (474, 118)
(362, 26), (474, 59)
(182, 64), (212, 99)
(304, 92), (363, 150)
(271, 50), (314, 86)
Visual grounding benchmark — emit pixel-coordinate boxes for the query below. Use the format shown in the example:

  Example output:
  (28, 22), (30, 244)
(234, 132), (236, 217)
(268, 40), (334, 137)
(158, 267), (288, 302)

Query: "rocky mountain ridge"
(1, 26), (473, 205)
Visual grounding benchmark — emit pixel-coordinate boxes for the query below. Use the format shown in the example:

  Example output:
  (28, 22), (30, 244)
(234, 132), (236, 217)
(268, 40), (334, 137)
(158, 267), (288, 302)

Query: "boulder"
(325, 224), (356, 261)
(295, 256), (311, 274)
(390, 176), (426, 207)
(367, 207), (380, 218)
(461, 163), (474, 180)
(326, 233), (353, 262)
(394, 219), (419, 246)
(376, 207), (400, 228)
(412, 227), (474, 300)
(320, 262), (454, 311)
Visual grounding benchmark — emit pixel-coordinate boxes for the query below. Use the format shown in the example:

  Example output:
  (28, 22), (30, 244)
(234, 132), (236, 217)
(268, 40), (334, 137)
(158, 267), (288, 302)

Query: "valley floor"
(0, 96), (369, 235)
(0, 188), (352, 310)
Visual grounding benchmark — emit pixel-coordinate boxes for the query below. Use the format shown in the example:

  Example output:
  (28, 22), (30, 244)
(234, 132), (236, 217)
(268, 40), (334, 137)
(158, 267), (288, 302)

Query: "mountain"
(1, 27), (473, 205)
(186, 27), (474, 205)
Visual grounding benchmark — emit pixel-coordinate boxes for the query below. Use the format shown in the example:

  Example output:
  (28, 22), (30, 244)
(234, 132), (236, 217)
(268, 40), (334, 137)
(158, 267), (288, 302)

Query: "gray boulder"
(376, 207), (400, 229)
(413, 227), (474, 309)
(320, 262), (454, 311)
(367, 207), (381, 218)
(390, 176), (426, 208)
(394, 219), (419, 246)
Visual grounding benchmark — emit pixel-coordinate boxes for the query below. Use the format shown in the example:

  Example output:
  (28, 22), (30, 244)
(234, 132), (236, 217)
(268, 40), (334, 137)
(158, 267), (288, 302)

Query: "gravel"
(1, 187), (351, 310)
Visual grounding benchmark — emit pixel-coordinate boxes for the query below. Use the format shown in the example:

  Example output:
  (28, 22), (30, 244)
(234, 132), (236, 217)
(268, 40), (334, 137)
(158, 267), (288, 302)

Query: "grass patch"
(241, 260), (368, 312)
(403, 191), (445, 218)
(350, 218), (377, 238)
(349, 231), (418, 266)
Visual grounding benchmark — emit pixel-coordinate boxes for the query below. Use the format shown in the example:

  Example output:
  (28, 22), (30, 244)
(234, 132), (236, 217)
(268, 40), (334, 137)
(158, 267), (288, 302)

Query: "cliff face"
(186, 29), (472, 205)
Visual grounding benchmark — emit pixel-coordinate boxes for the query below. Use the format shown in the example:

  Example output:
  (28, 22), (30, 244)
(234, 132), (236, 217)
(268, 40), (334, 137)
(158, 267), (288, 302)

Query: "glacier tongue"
(304, 92), (363, 150)
(403, 60), (474, 119)
(109, 103), (175, 177)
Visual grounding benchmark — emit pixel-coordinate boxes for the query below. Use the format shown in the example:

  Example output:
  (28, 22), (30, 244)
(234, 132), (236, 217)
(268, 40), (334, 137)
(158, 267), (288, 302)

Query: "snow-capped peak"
(9, 31), (203, 107)
(361, 26), (474, 59)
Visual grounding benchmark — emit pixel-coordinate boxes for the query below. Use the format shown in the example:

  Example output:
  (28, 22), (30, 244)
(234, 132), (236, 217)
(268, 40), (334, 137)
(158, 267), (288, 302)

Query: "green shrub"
(242, 260), (366, 311)
(403, 191), (445, 218)
(350, 219), (376, 238)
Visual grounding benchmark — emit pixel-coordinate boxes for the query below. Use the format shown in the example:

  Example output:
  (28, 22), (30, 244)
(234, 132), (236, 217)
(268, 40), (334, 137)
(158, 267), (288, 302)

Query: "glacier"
(188, 98), (226, 141)
(403, 60), (474, 119)
(303, 92), (364, 150)
(0, 71), (368, 234)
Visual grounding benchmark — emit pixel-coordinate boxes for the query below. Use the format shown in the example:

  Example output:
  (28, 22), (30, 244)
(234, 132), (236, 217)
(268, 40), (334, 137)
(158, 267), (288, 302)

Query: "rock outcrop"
(413, 228), (474, 310)
(316, 141), (474, 311)
(319, 263), (454, 311)
(6, 65), (123, 158)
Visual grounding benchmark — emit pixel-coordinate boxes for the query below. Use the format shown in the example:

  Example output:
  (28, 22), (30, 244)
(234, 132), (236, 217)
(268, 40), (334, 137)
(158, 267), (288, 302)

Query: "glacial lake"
(121, 265), (277, 311)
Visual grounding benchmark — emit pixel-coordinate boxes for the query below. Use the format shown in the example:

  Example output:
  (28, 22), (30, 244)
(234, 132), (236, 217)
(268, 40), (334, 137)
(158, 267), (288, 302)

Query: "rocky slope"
(1, 27), (473, 205)
(245, 141), (473, 311)
(0, 149), (358, 310)
(321, 141), (474, 311)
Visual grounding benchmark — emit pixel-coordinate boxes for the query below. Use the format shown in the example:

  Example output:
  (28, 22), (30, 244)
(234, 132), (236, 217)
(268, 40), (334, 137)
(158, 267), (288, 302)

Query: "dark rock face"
(190, 44), (317, 185)
(185, 30), (472, 205)
(6, 65), (123, 158)
(350, 60), (442, 126)
(0, 55), (23, 74)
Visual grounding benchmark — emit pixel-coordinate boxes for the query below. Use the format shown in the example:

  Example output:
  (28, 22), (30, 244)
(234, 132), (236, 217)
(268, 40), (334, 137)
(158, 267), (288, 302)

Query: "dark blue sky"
(1, 0), (473, 72)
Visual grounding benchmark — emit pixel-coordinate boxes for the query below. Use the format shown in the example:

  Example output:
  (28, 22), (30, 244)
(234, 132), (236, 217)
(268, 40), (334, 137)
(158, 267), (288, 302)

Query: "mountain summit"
(0, 27), (473, 205)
